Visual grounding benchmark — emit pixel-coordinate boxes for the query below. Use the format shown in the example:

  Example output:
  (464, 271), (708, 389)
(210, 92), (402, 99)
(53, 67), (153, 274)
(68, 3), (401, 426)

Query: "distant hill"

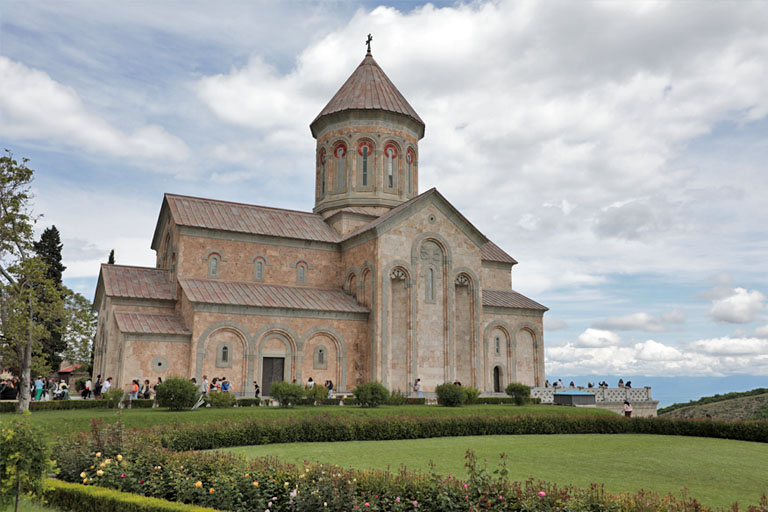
(658, 388), (768, 421)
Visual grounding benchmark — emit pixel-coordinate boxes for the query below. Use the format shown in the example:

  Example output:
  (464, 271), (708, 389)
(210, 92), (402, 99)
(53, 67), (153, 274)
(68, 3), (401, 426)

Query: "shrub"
(464, 386), (481, 404)
(352, 381), (389, 407)
(270, 381), (305, 407)
(103, 389), (125, 408)
(75, 377), (88, 392)
(205, 392), (237, 408)
(436, 383), (467, 407)
(386, 389), (408, 405)
(235, 398), (260, 407)
(154, 377), (200, 411)
(0, 417), (54, 508)
(505, 382), (532, 405)
(305, 384), (330, 404)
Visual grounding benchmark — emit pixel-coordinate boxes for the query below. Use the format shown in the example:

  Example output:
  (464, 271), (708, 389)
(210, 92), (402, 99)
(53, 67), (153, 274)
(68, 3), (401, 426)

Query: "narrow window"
(335, 146), (345, 192)
(222, 346), (228, 363)
(426, 267), (434, 302)
(495, 336), (500, 355)
(298, 265), (306, 284)
(387, 147), (394, 188)
(362, 145), (368, 186)
(209, 256), (218, 276)
(321, 161), (326, 196)
(255, 260), (264, 280)
(318, 349), (324, 365)
(407, 159), (412, 194)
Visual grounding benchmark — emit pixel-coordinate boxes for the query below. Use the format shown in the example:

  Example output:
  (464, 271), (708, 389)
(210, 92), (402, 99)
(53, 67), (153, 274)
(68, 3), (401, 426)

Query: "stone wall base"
(595, 401), (659, 418)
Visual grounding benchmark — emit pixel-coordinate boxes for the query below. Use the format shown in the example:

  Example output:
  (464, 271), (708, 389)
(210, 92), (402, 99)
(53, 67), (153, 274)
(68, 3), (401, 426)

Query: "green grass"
(221, 434), (768, 509)
(1, 500), (59, 512)
(0, 404), (613, 440)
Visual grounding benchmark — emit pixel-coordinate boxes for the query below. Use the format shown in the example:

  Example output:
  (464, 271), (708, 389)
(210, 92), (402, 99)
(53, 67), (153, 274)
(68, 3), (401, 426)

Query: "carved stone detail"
(390, 268), (407, 281)
(455, 274), (470, 287)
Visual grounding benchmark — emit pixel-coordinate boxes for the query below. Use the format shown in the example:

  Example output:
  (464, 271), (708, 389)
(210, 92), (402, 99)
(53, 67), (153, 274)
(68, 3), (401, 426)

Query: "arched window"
(313, 344), (328, 369)
(297, 263), (306, 284)
(335, 144), (346, 192)
(222, 346), (228, 362)
(406, 150), (414, 195)
(319, 149), (327, 197)
(386, 147), (395, 188)
(495, 336), (501, 354)
(209, 255), (219, 277)
(255, 260), (264, 281)
(362, 145), (369, 186)
(318, 348), (324, 365)
(426, 267), (435, 302)
(216, 341), (233, 368)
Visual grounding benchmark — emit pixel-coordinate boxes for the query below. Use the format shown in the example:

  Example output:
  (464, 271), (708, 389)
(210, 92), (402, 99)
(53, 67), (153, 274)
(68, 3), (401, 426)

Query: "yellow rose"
(95, 452), (101, 457)
(253, 481), (259, 487)
(80, 472), (86, 478)
(209, 488), (215, 494)
(97, 470), (104, 476)
(117, 455), (123, 461)
(195, 481), (202, 488)
(244, 473), (249, 477)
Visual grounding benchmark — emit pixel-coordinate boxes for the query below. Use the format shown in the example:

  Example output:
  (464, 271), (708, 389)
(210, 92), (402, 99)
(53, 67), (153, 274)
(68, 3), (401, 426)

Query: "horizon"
(2, 1), (767, 385)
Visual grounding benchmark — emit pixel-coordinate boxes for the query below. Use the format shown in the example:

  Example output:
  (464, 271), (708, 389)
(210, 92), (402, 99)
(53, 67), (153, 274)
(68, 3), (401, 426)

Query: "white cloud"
(755, 325), (768, 339)
(574, 328), (621, 348)
(709, 287), (766, 323)
(0, 57), (190, 167)
(593, 311), (686, 332)
(547, 331), (768, 377)
(544, 317), (568, 331)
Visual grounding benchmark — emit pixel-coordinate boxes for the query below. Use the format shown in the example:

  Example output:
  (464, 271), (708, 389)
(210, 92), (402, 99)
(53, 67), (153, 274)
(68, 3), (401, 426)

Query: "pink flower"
(463, 483), (468, 489)
(120, 474), (126, 478)
(412, 500), (418, 507)
(396, 497), (401, 503)
(365, 503), (370, 507)
(538, 491), (546, 497)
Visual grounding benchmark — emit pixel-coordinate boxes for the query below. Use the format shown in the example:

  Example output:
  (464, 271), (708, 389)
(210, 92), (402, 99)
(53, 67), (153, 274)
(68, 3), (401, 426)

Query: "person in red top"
(130, 380), (140, 399)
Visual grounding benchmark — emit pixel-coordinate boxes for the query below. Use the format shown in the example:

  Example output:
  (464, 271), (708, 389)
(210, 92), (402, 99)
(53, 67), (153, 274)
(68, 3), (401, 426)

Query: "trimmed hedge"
(43, 479), (223, 512)
(158, 412), (768, 451)
(235, 398), (261, 407)
(0, 399), (155, 413)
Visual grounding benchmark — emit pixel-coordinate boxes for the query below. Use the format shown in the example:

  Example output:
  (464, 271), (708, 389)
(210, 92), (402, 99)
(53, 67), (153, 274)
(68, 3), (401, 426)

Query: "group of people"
(198, 375), (232, 396)
(0, 376), (71, 401)
(306, 377), (335, 397)
(544, 378), (635, 389)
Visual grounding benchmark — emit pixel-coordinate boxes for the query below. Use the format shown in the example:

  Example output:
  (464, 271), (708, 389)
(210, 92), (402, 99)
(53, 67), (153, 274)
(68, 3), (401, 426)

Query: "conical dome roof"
(310, 52), (424, 137)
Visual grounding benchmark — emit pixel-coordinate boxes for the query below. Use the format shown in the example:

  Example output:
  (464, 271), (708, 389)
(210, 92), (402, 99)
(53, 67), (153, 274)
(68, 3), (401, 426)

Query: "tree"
(33, 226), (67, 369)
(61, 289), (97, 370)
(107, 249), (115, 264)
(0, 150), (64, 412)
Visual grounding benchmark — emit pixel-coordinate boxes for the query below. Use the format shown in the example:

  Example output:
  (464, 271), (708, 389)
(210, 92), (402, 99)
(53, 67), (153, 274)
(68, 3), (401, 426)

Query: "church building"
(92, 47), (548, 396)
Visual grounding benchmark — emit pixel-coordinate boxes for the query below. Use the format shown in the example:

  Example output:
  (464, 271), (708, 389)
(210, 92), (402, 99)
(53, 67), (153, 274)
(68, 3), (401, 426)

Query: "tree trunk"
(16, 298), (34, 413)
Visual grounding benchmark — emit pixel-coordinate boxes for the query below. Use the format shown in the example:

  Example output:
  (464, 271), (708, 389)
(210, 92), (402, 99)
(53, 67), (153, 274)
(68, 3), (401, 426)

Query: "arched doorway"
(493, 366), (502, 393)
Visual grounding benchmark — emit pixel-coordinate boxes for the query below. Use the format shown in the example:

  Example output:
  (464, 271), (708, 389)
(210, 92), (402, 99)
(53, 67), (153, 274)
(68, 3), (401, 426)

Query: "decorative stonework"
(390, 268), (407, 280)
(151, 356), (168, 373)
(455, 274), (470, 286)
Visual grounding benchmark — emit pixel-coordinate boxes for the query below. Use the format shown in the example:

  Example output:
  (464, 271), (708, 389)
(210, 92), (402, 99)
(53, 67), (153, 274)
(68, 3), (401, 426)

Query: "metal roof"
(100, 264), (175, 300)
(179, 279), (368, 314)
(482, 289), (548, 311)
(114, 312), (191, 336)
(311, 53), (424, 129)
(481, 241), (518, 265)
(166, 194), (341, 243)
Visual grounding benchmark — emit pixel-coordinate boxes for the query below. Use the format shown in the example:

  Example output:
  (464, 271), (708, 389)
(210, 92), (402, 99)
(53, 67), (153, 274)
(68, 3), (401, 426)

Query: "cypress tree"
(33, 226), (67, 369)
(108, 249), (115, 264)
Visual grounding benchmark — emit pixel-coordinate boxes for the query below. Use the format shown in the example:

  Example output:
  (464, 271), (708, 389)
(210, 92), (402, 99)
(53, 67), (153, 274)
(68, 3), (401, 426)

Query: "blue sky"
(2, 1), (767, 390)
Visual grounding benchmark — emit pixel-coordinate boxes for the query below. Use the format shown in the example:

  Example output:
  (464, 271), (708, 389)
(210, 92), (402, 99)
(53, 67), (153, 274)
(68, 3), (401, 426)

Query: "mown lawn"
(0, 404), (614, 439)
(1, 500), (58, 512)
(222, 434), (768, 509)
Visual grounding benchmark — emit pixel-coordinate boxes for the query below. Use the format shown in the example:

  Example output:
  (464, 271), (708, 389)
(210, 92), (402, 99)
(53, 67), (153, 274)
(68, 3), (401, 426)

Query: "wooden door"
(262, 357), (285, 396)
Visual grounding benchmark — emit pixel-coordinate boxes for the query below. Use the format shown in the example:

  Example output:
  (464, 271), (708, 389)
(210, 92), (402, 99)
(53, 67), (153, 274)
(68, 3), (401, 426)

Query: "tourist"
(556, 378), (564, 388)
(413, 378), (422, 398)
(568, 381), (575, 388)
(253, 381), (260, 398)
(153, 377), (163, 394)
(33, 376), (44, 401)
(544, 379), (550, 388)
(307, 377), (315, 389)
(101, 377), (112, 394)
(587, 382), (594, 388)
(221, 377), (230, 392)
(617, 379), (624, 388)
(623, 400), (633, 418)
(326, 379), (334, 398)
(46, 378), (58, 400)
(142, 379), (152, 399)
(130, 379), (140, 400)
(625, 381), (632, 389)
(93, 375), (102, 399)
(211, 377), (219, 392)
(201, 375), (209, 396)
(453, 380), (462, 386)
(84, 377), (92, 399)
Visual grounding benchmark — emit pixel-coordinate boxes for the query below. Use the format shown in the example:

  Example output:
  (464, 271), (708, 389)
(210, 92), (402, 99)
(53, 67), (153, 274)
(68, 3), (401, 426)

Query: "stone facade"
(92, 50), (548, 395)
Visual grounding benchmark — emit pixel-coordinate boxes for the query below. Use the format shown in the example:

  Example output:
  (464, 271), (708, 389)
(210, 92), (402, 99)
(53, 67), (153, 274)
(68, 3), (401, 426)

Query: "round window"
(151, 356), (169, 373)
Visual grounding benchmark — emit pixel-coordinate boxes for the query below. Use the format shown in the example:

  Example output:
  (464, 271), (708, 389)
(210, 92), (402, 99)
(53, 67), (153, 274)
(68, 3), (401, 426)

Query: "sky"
(2, 1), (767, 395)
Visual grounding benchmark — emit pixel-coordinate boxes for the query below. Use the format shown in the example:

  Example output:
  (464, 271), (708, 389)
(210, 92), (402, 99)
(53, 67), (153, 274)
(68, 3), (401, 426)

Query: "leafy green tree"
(33, 226), (67, 369)
(0, 417), (54, 512)
(107, 249), (115, 264)
(61, 289), (97, 370)
(0, 150), (64, 412)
